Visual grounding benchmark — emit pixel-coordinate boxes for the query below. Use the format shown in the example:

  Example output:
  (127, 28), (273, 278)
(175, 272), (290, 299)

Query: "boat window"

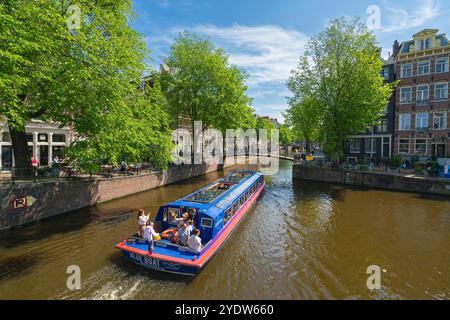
(233, 202), (239, 215)
(224, 208), (232, 224)
(223, 172), (251, 183)
(201, 218), (213, 228)
(185, 182), (235, 204)
(168, 208), (181, 225)
(239, 197), (245, 207)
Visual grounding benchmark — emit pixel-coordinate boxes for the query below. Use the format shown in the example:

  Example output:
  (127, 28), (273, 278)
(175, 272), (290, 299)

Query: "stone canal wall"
(293, 164), (450, 196)
(0, 163), (229, 231)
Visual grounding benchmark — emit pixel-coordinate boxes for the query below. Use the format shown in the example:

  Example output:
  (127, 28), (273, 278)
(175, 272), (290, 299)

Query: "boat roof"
(167, 170), (262, 218)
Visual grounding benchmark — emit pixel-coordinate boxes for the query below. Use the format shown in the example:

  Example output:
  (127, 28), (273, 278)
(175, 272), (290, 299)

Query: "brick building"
(393, 29), (450, 160)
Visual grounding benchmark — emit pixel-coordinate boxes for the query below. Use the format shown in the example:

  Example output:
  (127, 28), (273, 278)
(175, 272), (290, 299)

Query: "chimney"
(392, 40), (400, 59)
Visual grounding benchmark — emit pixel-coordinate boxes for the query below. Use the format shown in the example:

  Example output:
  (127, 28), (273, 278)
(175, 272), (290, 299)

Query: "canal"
(0, 160), (449, 299)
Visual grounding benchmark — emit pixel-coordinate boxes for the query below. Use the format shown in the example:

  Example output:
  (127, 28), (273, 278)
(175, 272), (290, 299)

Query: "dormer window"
(419, 40), (425, 50)
(425, 38), (432, 49)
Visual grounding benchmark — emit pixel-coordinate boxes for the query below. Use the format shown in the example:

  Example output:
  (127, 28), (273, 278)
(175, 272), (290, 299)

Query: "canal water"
(0, 160), (449, 300)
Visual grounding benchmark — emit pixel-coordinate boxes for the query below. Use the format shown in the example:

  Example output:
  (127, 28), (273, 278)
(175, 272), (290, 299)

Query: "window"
(233, 202), (239, 215)
(418, 40), (425, 50)
(399, 114), (411, 130)
(201, 218), (213, 228)
(433, 112), (447, 130)
(239, 196), (245, 207)
(418, 61), (430, 75)
(399, 139), (410, 154)
(350, 139), (361, 153)
(400, 87), (412, 103)
(416, 113), (429, 129)
(167, 208), (180, 225)
(383, 137), (391, 157)
(435, 83), (448, 101)
(415, 139), (427, 155)
(425, 38), (432, 49)
(1, 132), (11, 142)
(224, 209), (232, 224)
(401, 64), (412, 78)
(416, 85), (429, 103)
(52, 134), (66, 143)
(381, 68), (389, 80)
(52, 146), (65, 160)
(38, 133), (48, 142)
(365, 138), (373, 154)
(436, 58), (449, 73)
(377, 119), (388, 133)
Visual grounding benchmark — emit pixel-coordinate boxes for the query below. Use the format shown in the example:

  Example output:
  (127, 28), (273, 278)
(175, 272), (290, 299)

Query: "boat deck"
(121, 240), (199, 261)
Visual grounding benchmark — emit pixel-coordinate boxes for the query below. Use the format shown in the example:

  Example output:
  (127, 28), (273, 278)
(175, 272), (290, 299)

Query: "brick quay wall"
(0, 163), (231, 231)
(293, 164), (450, 196)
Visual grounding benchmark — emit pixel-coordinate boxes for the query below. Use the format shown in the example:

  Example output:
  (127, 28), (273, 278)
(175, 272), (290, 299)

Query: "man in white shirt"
(187, 229), (202, 253)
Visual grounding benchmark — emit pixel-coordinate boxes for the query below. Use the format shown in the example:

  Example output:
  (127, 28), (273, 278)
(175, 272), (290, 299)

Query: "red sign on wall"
(12, 196), (28, 209)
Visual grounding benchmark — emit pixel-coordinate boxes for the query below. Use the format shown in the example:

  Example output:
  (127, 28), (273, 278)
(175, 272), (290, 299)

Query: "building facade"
(0, 121), (73, 169)
(393, 29), (450, 160)
(344, 59), (396, 162)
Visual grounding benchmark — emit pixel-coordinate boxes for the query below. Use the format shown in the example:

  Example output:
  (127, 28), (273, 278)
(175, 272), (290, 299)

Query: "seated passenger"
(137, 209), (148, 237)
(177, 222), (190, 246)
(187, 229), (202, 253)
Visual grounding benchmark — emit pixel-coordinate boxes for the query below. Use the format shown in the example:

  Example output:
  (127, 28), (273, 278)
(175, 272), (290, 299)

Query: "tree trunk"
(305, 138), (311, 154)
(9, 123), (33, 179)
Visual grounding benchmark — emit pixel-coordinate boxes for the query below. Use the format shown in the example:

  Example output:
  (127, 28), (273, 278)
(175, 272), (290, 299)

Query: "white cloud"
(189, 24), (309, 86)
(381, 0), (441, 32)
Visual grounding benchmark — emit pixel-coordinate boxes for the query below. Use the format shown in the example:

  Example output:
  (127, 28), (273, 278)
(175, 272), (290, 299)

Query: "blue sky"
(130, 0), (450, 121)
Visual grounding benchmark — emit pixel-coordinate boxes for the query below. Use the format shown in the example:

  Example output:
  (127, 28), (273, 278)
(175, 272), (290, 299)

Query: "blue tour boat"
(115, 170), (265, 276)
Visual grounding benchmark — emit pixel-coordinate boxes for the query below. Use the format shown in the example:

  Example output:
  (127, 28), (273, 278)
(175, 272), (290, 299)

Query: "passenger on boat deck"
(177, 222), (190, 246)
(173, 212), (189, 230)
(137, 209), (148, 237)
(143, 221), (160, 242)
(186, 219), (194, 236)
(188, 208), (195, 220)
(218, 184), (229, 190)
(187, 229), (202, 253)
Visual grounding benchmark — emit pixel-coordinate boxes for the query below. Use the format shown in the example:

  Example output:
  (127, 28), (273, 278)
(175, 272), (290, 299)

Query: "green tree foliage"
(284, 97), (321, 154)
(287, 17), (397, 163)
(161, 32), (256, 133)
(0, 0), (172, 174)
(255, 117), (276, 140)
(278, 124), (294, 147)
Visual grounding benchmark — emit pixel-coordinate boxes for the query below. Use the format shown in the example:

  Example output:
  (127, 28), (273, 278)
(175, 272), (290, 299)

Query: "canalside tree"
(0, 0), (172, 176)
(161, 32), (256, 134)
(287, 17), (397, 165)
(278, 124), (294, 147)
(284, 96), (321, 154)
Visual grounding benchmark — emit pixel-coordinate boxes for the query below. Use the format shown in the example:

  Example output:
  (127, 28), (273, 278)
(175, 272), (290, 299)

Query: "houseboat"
(115, 171), (265, 276)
